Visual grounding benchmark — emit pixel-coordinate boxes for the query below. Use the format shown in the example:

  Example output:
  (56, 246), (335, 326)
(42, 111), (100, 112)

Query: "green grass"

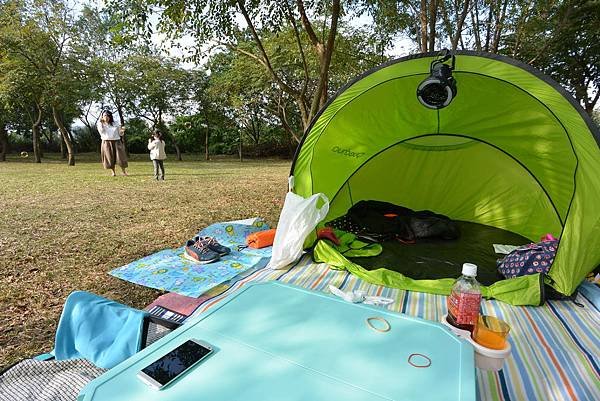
(0, 153), (290, 370)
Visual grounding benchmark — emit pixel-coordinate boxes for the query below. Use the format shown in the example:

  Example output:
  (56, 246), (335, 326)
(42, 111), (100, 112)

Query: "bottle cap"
(462, 263), (477, 277)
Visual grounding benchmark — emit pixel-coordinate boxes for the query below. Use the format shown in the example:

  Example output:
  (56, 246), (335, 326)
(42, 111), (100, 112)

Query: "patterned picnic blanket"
(187, 256), (600, 401)
(109, 219), (272, 297)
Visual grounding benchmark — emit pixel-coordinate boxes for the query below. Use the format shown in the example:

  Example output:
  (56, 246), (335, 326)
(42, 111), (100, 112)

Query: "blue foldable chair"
(35, 291), (180, 369)
(0, 292), (181, 401)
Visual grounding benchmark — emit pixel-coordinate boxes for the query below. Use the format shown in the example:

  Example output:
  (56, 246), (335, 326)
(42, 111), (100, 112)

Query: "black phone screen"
(141, 340), (212, 386)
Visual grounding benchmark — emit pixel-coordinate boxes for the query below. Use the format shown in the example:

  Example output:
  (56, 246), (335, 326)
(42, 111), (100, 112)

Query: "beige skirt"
(101, 139), (128, 169)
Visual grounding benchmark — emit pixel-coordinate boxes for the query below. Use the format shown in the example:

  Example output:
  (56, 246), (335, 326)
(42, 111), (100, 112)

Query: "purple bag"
(497, 240), (558, 279)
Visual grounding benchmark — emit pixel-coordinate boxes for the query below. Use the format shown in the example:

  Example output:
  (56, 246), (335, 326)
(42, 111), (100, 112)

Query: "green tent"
(290, 51), (600, 306)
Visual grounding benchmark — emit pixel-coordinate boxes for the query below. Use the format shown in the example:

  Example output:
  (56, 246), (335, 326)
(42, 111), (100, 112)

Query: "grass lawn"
(0, 153), (290, 370)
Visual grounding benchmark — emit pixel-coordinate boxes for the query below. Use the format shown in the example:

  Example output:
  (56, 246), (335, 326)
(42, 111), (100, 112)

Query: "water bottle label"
(448, 290), (481, 325)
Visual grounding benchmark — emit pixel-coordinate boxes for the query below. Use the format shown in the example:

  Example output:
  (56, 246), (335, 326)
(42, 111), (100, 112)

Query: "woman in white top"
(147, 130), (167, 180)
(97, 110), (128, 176)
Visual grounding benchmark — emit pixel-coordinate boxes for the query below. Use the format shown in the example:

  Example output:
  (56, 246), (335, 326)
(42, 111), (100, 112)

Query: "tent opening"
(326, 135), (564, 285)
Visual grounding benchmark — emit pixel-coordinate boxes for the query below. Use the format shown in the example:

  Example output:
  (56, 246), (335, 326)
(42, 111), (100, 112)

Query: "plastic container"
(472, 315), (511, 350)
(441, 314), (512, 371)
(446, 263), (482, 332)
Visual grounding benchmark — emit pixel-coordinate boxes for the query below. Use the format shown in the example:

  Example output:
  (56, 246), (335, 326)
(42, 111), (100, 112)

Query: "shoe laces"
(192, 239), (212, 253)
(200, 237), (219, 247)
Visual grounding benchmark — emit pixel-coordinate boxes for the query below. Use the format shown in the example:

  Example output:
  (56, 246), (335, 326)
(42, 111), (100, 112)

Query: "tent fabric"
(291, 51), (600, 303)
(313, 239), (544, 306)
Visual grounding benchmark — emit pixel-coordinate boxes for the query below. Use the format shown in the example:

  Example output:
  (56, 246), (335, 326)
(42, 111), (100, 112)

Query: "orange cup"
(472, 315), (510, 350)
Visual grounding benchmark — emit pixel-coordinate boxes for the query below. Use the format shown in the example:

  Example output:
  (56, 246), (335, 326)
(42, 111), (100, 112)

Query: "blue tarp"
(109, 219), (272, 297)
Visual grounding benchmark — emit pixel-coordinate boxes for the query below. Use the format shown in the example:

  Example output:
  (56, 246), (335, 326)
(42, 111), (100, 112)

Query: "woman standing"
(148, 130), (167, 180)
(97, 110), (128, 176)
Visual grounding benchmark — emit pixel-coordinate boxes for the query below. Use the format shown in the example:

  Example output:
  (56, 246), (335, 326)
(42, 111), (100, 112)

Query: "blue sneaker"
(197, 236), (231, 256)
(185, 239), (221, 264)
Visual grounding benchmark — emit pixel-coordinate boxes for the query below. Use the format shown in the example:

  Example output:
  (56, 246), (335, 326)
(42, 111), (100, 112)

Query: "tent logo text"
(331, 146), (365, 158)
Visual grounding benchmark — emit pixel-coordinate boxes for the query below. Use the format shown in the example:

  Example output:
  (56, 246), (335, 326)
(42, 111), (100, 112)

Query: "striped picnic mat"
(189, 256), (600, 401)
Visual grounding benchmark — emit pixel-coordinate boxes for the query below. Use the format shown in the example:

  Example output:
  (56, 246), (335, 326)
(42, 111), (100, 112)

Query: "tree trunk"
(238, 131), (243, 162)
(42, 128), (54, 148)
(420, 0), (429, 52)
(491, 0), (509, 53)
(471, 2), (482, 51)
(32, 104), (43, 163)
(173, 142), (182, 161)
(203, 108), (211, 161)
(0, 122), (7, 161)
(484, 1), (495, 52)
(205, 129), (210, 161)
(428, 0), (437, 52)
(439, 0), (454, 48)
(52, 106), (75, 166)
(60, 134), (67, 159)
(116, 103), (129, 156)
(165, 124), (183, 161)
(452, 0), (471, 51)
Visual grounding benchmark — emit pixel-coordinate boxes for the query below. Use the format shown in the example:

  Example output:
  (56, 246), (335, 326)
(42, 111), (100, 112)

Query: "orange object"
(246, 229), (277, 249)
(472, 315), (510, 350)
(317, 227), (340, 245)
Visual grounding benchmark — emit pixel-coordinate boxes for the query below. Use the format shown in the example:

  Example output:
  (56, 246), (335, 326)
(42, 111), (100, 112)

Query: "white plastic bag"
(267, 191), (329, 269)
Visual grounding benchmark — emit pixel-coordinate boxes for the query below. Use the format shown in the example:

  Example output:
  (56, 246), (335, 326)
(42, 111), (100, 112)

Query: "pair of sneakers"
(184, 236), (231, 264)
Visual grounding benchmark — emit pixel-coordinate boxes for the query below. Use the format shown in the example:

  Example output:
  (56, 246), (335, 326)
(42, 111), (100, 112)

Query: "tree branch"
(471, 1), (481, 51)
(491, 0), (509, 53)
(484, 1), (494, 52)
(234, 1), (300, 99)
(219, 41), (267, 68)
(528, 5), (573, 64)
(309, 0), (340, 118)
(277, 92), (301, 143)
(296, 0), (320, 47)
(452, 0), (471, 51)
(589, 89), (600, 112)
(438, 0), (454, 47)
(283, 0), (310, 98)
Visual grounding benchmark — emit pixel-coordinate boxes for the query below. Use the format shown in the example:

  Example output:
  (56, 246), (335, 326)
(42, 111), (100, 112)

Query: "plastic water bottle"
(446, 263), (482, 332)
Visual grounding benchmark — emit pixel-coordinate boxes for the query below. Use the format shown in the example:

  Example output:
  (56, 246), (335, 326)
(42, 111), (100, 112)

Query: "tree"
(0, 0), (51, 163)
(34, 0), (80, 165)
(362, 1), (522, 53)
(108, 0), (346, 142)
(0, 0), (92, 165)
(208, 45), (290, 154)
(509, 0), (600, 114)
(207, 23), (383, 152)
(363, 1), (599, 116)
(125, 55), (192, 160)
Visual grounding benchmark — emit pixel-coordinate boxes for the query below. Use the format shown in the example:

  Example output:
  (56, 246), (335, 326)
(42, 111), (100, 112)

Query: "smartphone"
(137, 339), (213, 390)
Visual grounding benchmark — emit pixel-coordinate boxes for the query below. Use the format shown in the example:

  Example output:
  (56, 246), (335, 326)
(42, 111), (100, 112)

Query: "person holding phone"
(148, 130), (167, 180)
(97, 109), (128, 176)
